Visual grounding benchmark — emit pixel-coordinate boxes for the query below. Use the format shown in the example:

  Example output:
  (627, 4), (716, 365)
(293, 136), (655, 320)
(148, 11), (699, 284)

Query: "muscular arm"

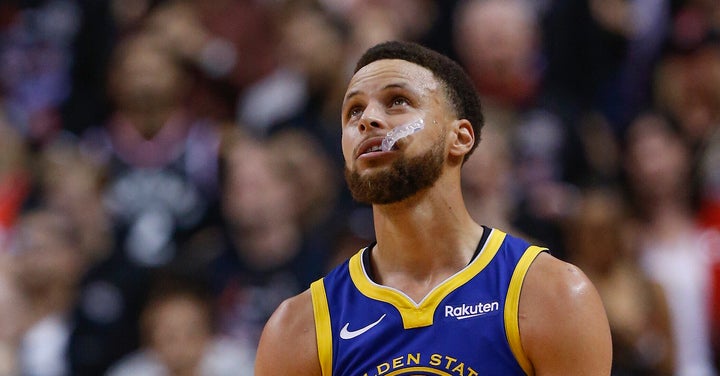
(255, 290), (322, 376)
(520, 252), (612, 375)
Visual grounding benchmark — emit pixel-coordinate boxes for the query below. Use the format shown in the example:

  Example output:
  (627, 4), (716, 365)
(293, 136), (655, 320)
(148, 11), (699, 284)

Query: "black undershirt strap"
(361, 241), (377, 282)
(470, 225), (492, 265)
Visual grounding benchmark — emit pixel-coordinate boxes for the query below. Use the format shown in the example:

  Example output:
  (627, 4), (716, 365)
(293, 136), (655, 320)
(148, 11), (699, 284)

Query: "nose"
(358, 104), (384, 132)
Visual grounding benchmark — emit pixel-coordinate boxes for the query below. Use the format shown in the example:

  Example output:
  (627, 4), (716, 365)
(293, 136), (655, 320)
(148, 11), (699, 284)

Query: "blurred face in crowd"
(108, 35), (189, 135)
(39, 143), (111, 263)
(341, 59), (453, 204)
(267, 130), (339, 230)
(454, 0), (539, 102)
(142, 294), (211, 374)
(222, 139), (296, 230)
(655, 45), (720, 142)
(624, 113), (691, 202)
(12, 211), (82, 296)
(278, 7), (344, 89)
(221, 137), (303, 268)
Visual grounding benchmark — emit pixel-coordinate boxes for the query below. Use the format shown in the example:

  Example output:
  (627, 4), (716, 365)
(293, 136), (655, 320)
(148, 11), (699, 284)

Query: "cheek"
(341, 130), (355, 165)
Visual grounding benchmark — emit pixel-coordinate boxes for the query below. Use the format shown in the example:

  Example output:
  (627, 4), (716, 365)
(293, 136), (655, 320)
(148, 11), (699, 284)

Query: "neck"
(643, 203), (695, 239)
(369, 174), (483, 300)
(122, 106), (178, 138)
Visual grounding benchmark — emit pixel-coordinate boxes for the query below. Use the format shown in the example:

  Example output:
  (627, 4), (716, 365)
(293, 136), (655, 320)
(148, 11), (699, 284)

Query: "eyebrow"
(344, 82), (411, 103)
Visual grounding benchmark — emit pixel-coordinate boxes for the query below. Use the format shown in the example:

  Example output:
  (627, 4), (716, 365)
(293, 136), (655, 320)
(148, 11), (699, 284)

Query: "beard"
(344, 138), (445, 205)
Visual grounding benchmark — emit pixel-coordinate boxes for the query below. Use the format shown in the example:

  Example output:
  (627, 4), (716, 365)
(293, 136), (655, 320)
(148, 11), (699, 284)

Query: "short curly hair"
(354, 40), (484, 161)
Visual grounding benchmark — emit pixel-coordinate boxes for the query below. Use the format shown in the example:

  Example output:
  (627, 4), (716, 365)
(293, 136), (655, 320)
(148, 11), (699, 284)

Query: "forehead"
(345, 59), (439, 99)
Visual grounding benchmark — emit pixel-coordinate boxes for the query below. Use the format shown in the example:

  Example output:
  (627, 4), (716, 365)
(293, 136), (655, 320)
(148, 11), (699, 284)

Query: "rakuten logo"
(444, 301), (500, 320)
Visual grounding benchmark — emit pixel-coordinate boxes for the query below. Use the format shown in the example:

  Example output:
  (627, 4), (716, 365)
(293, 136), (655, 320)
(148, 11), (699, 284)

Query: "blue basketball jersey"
(310, 228), (546, 376)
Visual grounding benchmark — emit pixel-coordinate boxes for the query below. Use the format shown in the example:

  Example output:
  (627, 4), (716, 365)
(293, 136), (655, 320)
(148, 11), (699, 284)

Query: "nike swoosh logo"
(339, 314), (386, 340)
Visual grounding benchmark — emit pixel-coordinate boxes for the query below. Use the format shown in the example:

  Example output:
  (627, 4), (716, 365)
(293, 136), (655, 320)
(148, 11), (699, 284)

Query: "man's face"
(341, 59), (451, 204)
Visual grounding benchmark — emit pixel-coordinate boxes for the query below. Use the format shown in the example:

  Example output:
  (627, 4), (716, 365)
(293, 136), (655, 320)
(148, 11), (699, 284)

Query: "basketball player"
(255, 41), (612, 375)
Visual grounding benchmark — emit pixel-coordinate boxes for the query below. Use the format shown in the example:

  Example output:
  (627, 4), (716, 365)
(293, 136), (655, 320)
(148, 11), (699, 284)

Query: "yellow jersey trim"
(504, 245), (545, 376)
(349, 229), (507, 329)
(310, 279), (333, 376)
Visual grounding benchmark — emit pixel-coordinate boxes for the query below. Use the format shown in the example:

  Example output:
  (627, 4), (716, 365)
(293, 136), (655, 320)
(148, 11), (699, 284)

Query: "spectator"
(453, 0), (585, 255)
(654, 43), (720, 148)
(11, 209), (86, 376)
(266, 128), (341, 238)
(62, 0), (169, 135)
(81, 31), (221, 268)
(454, 0), (543, 113)
(565, 188), (675, 375)
(202, 131), (326, 347)
(654, 42), (720, 233)
(270, 3), (348, 149)
(107, 280), (254, 376)
(653, 36), (720, 365)
(69, 31), (221, 375)
(624, 111), (719, 376)
(145, 0), (282, 128)
(37, 138), (113, 265)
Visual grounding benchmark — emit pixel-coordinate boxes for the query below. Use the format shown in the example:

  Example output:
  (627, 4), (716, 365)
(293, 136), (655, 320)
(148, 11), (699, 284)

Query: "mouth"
(356, 137), (397, 159)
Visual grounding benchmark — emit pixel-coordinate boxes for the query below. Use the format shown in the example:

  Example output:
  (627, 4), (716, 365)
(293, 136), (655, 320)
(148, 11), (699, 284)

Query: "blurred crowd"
(0, 0), (719, 375)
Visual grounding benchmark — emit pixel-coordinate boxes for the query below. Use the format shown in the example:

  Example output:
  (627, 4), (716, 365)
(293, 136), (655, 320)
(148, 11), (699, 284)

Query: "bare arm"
(255, 290), (322, 376)
(520, 252), (612, 375)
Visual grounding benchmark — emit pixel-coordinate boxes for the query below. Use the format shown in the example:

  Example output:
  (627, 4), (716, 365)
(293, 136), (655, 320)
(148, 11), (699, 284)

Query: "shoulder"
(255, 289), (322, 376)
(519, 252), (612, 375)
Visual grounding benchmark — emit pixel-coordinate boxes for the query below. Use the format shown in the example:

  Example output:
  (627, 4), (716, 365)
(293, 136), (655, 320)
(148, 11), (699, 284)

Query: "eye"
(348, 106), (363, 119)
(391, 97), (410, 107)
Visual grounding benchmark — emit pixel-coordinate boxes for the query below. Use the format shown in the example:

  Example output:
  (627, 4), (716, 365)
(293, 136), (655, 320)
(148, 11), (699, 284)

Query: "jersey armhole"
(504, 245), (546, 376)
(311, 279), (333, 376)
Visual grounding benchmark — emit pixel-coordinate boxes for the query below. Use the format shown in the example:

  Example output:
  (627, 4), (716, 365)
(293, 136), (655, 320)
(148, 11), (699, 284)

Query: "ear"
(448, 119), (475, 160)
